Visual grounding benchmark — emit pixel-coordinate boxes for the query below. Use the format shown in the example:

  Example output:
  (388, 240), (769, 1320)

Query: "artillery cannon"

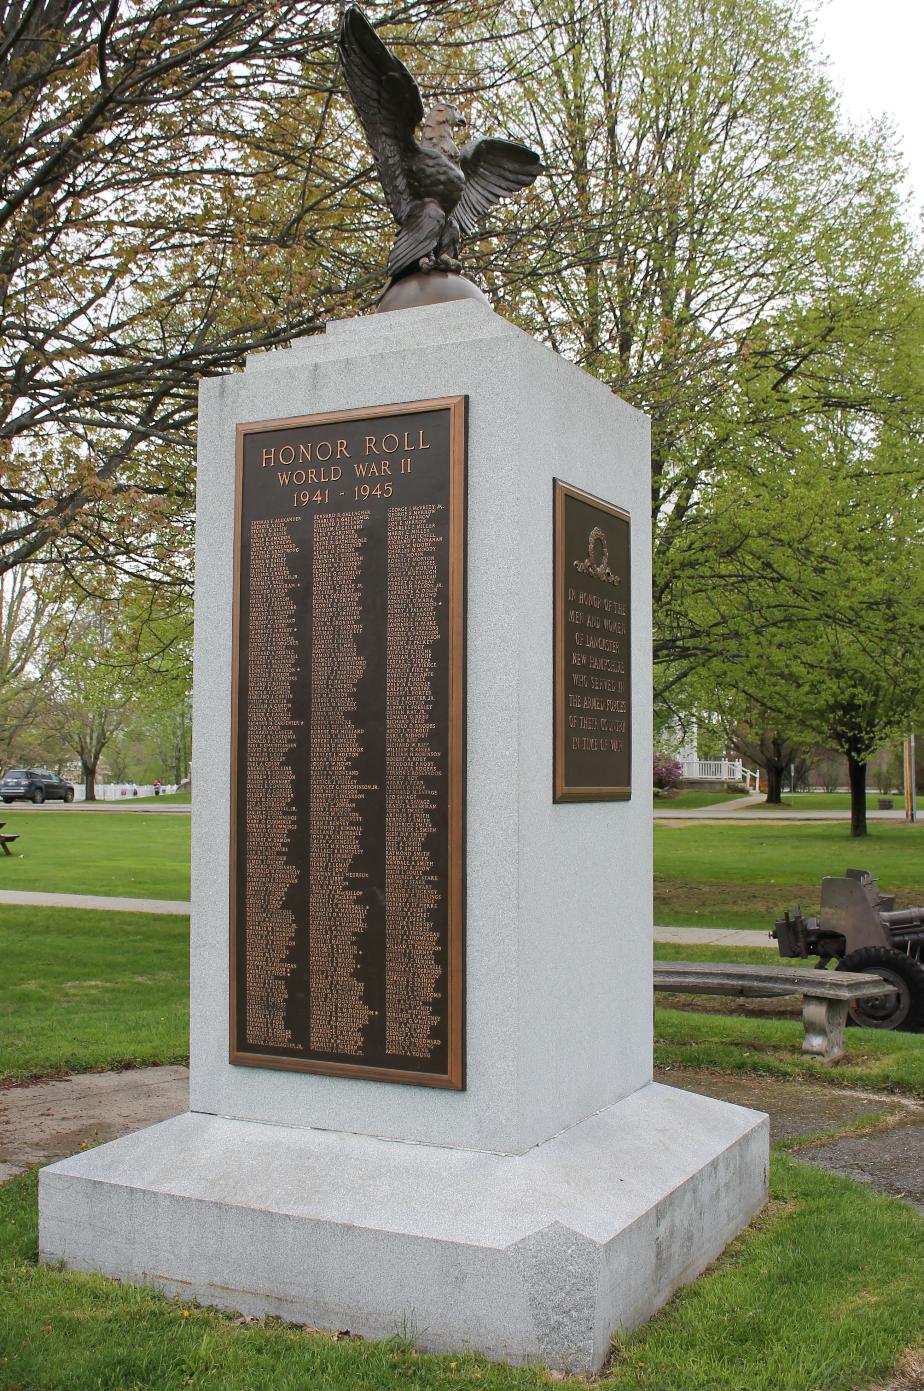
(773, 868), (924, 1032)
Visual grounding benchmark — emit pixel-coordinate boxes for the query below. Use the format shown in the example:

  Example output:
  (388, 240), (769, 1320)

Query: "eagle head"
(421, 102), (467, 156)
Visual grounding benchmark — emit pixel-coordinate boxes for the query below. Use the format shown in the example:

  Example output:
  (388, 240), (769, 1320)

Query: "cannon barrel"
(881, 908), (924, 930)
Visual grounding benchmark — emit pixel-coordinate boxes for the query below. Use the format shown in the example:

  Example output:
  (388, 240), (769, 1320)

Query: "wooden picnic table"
(0, 820), (19, 856)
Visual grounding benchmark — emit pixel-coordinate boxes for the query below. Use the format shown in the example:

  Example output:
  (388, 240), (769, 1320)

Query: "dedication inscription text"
(554, 479), (631, 801)
(231, 398), (466, 1087)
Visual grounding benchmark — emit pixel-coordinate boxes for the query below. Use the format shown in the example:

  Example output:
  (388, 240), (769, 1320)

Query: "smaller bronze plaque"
(554, 479), (631, 802)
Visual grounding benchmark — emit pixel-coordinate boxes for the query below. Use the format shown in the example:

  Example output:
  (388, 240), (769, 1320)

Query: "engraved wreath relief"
(573, 525), (621, 587)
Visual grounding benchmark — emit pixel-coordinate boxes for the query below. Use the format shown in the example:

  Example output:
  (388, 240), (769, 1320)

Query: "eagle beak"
(453, 109), (466, 131)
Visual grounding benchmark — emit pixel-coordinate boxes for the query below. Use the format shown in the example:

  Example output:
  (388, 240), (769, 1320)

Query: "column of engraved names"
(567, 579), (628, 755)
(308, 510), (373, 1057)
(244, 517), (299, 1048)
(384, 504), (443, 1059)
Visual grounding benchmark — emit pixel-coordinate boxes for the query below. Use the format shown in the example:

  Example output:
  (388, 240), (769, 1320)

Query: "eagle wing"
(456, 138), (544, 236)
(338, 5), (423, 224)
(387, 199), (446, 279)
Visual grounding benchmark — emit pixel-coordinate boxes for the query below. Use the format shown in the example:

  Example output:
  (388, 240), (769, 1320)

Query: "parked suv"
(0, 769), (75, 804)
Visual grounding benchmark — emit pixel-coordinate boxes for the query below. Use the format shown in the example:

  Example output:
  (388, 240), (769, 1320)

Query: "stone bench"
(654, 960), (888, 1063)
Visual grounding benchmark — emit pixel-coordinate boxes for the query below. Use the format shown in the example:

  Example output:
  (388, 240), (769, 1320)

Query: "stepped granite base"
(40, 1083), (766, 1373)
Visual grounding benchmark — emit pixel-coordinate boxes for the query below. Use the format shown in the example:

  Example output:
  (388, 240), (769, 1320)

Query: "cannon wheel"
(837, 947), (924, 1032)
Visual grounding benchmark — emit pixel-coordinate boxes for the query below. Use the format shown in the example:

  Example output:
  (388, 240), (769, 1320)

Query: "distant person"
(154, 780), (162, 797)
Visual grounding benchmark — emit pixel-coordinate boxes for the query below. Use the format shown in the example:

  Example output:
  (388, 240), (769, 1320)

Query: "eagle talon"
(436, 255), (463, 272)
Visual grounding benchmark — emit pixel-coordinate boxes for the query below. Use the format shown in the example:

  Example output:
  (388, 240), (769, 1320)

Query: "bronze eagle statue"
(338, 4), (543, 285)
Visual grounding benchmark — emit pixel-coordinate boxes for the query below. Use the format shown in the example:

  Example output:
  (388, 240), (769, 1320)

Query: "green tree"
(454, 0), (922, 702)
(122, 589), (193, 785)
(723, 720), (804, 806)
(700, 400), (924, 834)
(47, 602), (140, 798)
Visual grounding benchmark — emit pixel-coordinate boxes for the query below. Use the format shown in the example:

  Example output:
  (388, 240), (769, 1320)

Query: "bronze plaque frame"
(230, 397), (466, 1088)
(554, 478), (631, 802)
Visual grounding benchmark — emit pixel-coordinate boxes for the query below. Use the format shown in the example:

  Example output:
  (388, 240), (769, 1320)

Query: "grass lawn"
(0, 810), (190, 899)
(0, 908), (189, 1080)
(741, 791), (897, 811)
(6, 900), (920, 1098)
(2, 1155), (922, 1391)
(655, 1003), (924, 1097)
(653, 789), (747, 809)
(655, 820), (924, 932)
(2, 854), (923, 1386)
(130, 790), (192, 805)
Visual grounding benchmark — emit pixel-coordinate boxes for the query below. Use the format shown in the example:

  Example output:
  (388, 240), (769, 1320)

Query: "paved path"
(0, 890), (772, 943)
(0, 888), (774, 945)
(655, 792), (908, 822)
(802, 1124), (924, 1214)
(666, 1068), (924, 1216)
(7, 794), (914, 822)
(8, 797), (910, 822)
(653, 793), (763, 819)
(654, 925), (771, 947)
(0, 888), (190, 914)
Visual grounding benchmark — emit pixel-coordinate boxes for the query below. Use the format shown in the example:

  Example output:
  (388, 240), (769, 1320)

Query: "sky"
(811, 0), (924, 219)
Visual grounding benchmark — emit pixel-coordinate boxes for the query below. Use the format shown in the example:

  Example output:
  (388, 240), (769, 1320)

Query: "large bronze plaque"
(554, 479), (631, 801)
(231, 398), (466, 1088)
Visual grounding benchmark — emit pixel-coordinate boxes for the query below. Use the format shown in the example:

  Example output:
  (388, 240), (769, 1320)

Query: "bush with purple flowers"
(653, 753), (684, 791)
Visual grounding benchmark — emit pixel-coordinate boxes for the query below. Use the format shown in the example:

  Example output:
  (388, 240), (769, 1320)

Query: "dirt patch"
(654, 878), (924, 921)
(0, 1064), (189, 1182)
(654, 878), (818, 920)
(867, 1348), (924, 1391)
(657, 991), (802, 1021)
(656, 1066), (922, 1143)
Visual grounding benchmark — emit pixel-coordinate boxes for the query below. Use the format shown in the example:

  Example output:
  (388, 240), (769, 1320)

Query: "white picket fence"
(678, 759), (759, 791)
(73, 783), (179, 801)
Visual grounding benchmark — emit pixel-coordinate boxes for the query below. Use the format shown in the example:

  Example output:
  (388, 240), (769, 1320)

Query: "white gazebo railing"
(678, 759), (759, 791)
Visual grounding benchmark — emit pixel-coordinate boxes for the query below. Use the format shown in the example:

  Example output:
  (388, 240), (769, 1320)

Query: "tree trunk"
(848, 756), (867, 837)
(764, 762), (785, 804)
(82, 759), (97, 802)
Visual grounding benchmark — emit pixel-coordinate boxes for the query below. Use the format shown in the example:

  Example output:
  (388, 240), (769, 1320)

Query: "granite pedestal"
(39, 302), (768, 1373)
